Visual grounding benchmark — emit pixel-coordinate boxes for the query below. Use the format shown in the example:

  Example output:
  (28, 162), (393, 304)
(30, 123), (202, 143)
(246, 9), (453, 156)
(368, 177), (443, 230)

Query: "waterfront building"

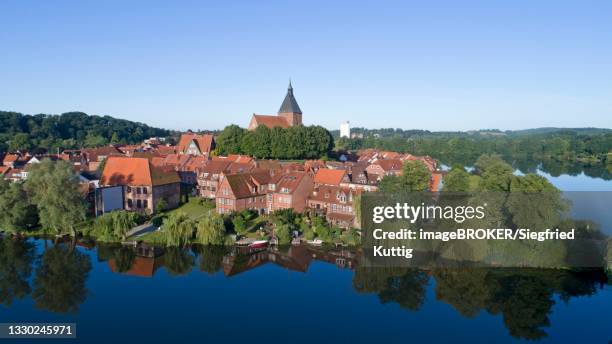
(100, 156), (181, 213)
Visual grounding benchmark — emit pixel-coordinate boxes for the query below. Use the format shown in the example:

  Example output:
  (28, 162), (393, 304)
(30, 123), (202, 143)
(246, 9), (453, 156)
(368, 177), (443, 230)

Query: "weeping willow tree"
(164, 212), (196, 247)
(91, 211), (141, 242)
(196, 211), (226, 245)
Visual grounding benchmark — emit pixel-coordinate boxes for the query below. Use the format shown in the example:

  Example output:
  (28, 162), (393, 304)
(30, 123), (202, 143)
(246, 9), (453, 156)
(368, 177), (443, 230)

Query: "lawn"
(164, 197), (215, 220)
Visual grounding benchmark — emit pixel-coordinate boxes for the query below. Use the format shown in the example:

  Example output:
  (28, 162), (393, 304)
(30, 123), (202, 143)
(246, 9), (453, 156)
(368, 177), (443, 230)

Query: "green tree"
(9, 133), (31, 152)
(0, 179), (38, 232)
(401, 160), (431, 191)
(25, 160), (86, 236)
(216, 124), (246, 155)
(443, 165), (471, 192)
(110, 132), (120, 145)
(155, 198), (168, 213)
(163, 212), (196, 247)
(196, 211), (226, 245)
(379, 160), (431, 193)
(84, 132), (107, 147)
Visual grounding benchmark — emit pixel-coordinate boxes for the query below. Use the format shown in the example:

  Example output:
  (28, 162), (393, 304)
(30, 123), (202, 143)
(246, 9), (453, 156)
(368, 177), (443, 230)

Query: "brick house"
(82, 146), (124, 172)
(267, 171), (314, 213)
(215, 171), (272, 215)
(177, 133), (215, 156)
(100, 157), (181, 214)
(365, 159), (403, 181)
(307, 185), (360, 229)
(313, 168), (350, 186)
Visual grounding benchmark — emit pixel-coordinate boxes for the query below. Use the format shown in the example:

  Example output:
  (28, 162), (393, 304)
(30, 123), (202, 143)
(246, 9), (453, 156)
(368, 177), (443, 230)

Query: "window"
(127, 199), (133, 208)
(281, 187), (289, 193)
(143, 187), (148, 194)
(127, 186), (132, 193)
(136, 187), (141, 195)
(137, 199), (142, 208)
(332, 204), (337, 212)
(143, 200), (148, 208)
(269, 184), (275, 191)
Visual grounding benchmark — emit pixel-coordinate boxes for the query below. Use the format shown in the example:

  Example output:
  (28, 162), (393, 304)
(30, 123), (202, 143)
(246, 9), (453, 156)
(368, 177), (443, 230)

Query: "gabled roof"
(177, 133), (215, 154)
(375, 159), (403, 171)
(278, 82), (302, 114)
(250, 114), (290, 129)
(101, 157), (180, 186)
(213, 154), (254, 164)
(313, 168), (348, 186)
(308, 184), (360, 203)
(271, 171), (308, 194)
(223, 171), (272, 199)
(82, 146), (123, 162)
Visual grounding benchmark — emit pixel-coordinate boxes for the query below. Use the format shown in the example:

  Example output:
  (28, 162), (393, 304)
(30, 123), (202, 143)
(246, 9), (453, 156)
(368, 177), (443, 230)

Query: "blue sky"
(1, 1), (611, 131)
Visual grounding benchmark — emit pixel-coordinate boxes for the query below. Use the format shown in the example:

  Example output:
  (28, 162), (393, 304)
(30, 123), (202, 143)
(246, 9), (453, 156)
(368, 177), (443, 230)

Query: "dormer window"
(281, 187), (289, 193)
(269, 184), (276, 191)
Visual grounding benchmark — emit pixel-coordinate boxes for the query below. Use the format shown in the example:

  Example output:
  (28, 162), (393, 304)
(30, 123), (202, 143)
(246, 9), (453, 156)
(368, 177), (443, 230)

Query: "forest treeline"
(335, 127), (612, 168)
(0, 111), (173, 153)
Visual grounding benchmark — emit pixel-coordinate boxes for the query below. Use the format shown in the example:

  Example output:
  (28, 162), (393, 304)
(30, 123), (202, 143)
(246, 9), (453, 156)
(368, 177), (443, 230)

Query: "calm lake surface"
(1, 172), (611, 343)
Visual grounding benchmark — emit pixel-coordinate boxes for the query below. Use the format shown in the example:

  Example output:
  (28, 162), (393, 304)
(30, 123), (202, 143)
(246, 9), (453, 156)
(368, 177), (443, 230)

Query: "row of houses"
(1, 133), (442, 229)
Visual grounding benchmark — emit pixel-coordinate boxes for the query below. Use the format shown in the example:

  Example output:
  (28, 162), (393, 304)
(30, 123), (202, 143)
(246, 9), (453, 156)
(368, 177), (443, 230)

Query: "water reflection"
(0, 236), (609, 341)
(32, 243), (92, 314)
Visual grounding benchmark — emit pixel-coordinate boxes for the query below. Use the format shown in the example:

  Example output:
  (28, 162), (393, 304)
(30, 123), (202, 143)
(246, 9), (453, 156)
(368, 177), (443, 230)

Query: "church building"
(248, 82), (303, 130)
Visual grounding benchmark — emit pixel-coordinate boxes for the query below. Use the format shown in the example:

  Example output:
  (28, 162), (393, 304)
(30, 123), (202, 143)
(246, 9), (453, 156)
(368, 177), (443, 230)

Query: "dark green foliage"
(216, 124), (334, 159)
(0, 111), (172, 153)
(90, 211), (142, 241)
(25, 160), (87, 235)
(196, 211), (226, 245)
(0, 179), (38, 232)
(330, 128), (612, 178)
(379, 160), (432, 193)
(443, 165), (471, 191)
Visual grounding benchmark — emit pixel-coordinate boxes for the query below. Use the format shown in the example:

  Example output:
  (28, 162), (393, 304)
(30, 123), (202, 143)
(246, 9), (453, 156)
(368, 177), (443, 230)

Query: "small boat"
(307, 239), (323, 246)
(248, 240), (269, 249)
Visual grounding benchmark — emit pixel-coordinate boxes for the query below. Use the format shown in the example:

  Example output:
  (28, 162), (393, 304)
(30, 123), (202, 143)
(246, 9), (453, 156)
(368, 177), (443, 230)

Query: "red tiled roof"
(250, 114), (290, 129)
(271, 171), (308, 194)
(177, 134), (215, 154)
(375, 159), (403, 171)
(155, 145), (177, 155)
(213, 154), (254, 164)
(224, 171), (272, 199)
(313, 168), (347, 186)
(2, 154), (20, 164)
(82, 146), (123, 162)
(101, 157), (180, 186)
(309, 184), (360, 203)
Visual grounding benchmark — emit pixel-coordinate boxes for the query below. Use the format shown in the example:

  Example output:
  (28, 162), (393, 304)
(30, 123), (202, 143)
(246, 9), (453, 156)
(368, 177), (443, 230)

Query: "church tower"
(278, 81), (302, 126)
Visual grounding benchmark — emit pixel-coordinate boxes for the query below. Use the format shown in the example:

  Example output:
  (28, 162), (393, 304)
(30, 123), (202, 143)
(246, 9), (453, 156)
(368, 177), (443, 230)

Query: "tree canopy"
(215, 124), (334, 159)
(0, 111), (173, 153)
(25, 160), (86, 235)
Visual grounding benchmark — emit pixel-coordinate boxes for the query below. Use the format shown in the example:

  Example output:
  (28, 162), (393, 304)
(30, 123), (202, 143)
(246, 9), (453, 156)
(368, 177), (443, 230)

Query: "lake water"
(1, 172), (611, 344)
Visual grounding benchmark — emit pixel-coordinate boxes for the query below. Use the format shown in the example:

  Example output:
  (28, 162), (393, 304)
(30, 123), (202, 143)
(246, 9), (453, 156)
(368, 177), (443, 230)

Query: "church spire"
(279, 80), (302, 114)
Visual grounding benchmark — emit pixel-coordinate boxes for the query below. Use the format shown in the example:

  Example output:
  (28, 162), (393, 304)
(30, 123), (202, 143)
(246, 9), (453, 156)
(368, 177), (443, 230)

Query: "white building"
(340, 121), (350, 138)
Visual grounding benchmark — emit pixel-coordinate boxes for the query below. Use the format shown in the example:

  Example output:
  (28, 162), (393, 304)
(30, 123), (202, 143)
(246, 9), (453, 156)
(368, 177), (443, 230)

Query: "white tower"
(340, 121), (350, 138)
